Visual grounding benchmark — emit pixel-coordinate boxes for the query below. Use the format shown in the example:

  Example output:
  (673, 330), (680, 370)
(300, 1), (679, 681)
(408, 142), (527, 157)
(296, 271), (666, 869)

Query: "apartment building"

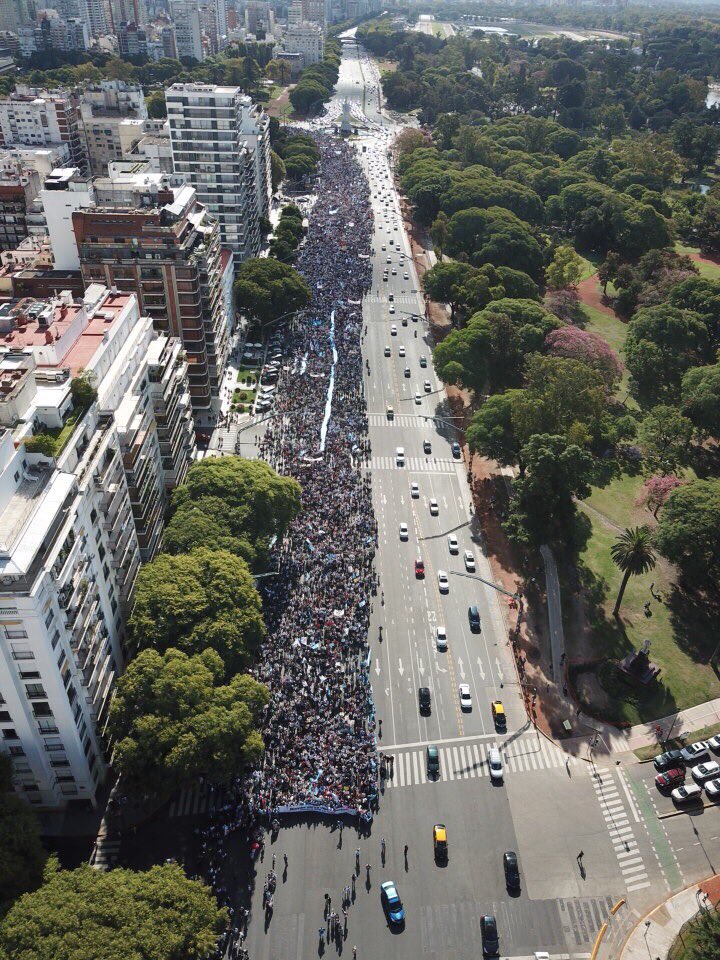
(0, 87), (87, 174)
(285, 22), (324, 66)
(0, 285), (194, 809)
(72, 168), (231, 409)
(77, 81), (148, 176)
(0, 157), (43, 252)
(166, 83), (269, 263)
(169, 0), (204, 61)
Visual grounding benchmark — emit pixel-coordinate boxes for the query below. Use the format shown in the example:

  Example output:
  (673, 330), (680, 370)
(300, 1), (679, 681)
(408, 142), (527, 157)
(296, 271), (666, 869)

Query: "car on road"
(438, 570), (449, 593)
(655, 768), (685, 790)
(403, 272), (409, 280)
(423, 440), (432, 454)
(391, 325), (397, 336)
(447, 534), (459, 554)
(468, 605), (481, 632)
(380, 880), (405, 925)
(404, 366), (411, 378)
(392, 268), (397, 276)
(410, 482), (420, 498)
(492, 700), (506, 729)
(672, 783), (702, 803)
(399, 345), (406, 357)
(691, 761), (720, 782)
(654, 749), (685, 772)
(426, 745), (440, 776)
(415, 558), (425, 578)
(382, 273), (388, 281)
(459, 684), (472, 711)
(681, 741), (710, 763)
(384, 345), (391, 357)
(420, 355), (428, 367)
(503, 851), (520, 890)
(389, 305), (395, 314)
(386, 406), (394, 420)
(399, 523), (408, 541)
(423, 380), (432, 392)
(386, 256), (392, 263)
(381, 244), (386, 251)
(464, 550), (476, 571)
(414, 393), (421, 404)
(451, 441), (461, 458)
(436, 626), (447, 651)
(396, 447), (405, 466)
(704, 777), (720, 799)
(433, 824), (448, 861)
(708, 735), (720, 752)
(481, 914), (499, 956)
(488, 747), (503, 781)
(418, 687), (431, 714)
(429, 498), (439, 515)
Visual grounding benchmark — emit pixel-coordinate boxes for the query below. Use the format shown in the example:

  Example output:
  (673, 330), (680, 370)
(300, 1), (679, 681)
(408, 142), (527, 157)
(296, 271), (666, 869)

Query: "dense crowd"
(253, 135), (378, 815)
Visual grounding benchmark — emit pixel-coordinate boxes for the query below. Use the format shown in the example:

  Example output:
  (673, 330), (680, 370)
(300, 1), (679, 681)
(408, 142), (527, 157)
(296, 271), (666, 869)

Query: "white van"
(396, 447), (405, 466)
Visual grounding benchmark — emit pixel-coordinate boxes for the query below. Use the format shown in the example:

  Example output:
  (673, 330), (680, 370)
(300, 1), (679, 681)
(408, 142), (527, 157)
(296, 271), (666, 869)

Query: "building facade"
(285, 22), (324, 66)
(169, 0), (204, 61)
(0, 88), (87, 174)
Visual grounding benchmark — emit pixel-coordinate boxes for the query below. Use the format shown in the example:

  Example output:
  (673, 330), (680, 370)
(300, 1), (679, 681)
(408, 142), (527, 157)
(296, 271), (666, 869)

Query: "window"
(44, 740), (64, 752)
(67, 685), (76, 706)
(44, 609), (54, 628)
(32, 702), (52, 718)
(103, 563), (110, 581)
(2, 729), (18, 740)
(25, 684), (46, 699)
(37, 719), (58, 734)
(12, 645), (34, 660)
(5, 629), (27, 639)
(9, 746), (24, 757)
(19, 670), (40, 680)
(51, 630), (60, 650)
(0, 711), (10, 722)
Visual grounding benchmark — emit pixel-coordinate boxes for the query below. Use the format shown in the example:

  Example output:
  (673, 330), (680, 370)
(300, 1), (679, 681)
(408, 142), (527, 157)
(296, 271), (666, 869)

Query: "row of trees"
(288, 37), (341, 115)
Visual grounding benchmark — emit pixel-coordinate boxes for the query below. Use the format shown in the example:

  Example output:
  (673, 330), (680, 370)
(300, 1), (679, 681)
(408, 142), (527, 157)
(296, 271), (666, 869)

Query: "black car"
(654, 749), (686, 772)
(503, 851), (520, 890)
(423, 440), (432, 454)
(419, 687), (431, 714)
(468, 606), (481, 632)
(451, 441), (461, 458)
(481, 915), (499, 957)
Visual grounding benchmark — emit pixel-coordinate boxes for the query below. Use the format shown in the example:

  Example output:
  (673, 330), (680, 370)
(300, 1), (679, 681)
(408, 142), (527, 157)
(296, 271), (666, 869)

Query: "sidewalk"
(619, 874), (720, 960)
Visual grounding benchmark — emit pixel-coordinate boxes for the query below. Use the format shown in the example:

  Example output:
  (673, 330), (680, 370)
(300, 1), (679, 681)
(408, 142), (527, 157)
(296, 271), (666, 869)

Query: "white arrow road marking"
(436, 664), (447, 674)
(495, 657), (504, 684)
(375, 659), (381, 676)
(397, 658), (404, 677)
(457, 657), (466, 680)
(476, 657), (485, 680)
(417, 656), (425, 677)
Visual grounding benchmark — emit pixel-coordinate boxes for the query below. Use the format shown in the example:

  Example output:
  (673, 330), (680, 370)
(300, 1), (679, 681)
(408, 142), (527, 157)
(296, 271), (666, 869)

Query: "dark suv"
(481, 915), (499, 956)
(419, 687), (431, 714)
(468, 606), (481, 632)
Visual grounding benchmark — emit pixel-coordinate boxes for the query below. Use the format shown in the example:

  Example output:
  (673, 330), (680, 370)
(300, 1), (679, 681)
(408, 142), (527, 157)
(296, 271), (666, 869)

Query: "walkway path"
(577, 274), (615, 316)
(540, 545), (564, 682)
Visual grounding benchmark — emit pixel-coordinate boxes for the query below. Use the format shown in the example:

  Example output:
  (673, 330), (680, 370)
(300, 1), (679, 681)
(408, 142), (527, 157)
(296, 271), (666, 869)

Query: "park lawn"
(576, 472), (720, 725)
(576, 252), (602, 282)
(236, 366), (259, 383)
(676, 241), (720, 279)
(581, 303), (627, 355)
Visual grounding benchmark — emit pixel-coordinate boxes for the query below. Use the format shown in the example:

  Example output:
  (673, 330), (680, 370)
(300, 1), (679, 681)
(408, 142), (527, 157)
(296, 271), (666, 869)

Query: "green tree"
(145, 91), (167, 119)
(0, 755), (45, 909)
(289, 79), (329, 114)
(446, 206), (544, 280)
(24, 434), (56, 456)
(637, 405), (694, 473)
(70, 371), (97, 407)
(545, 244), (584, 291)
(610, 527), (657, 618)
(233, 257), (310, 326)
(270, 150), (286, 191)
(130, 548), (265, 672)
(683, 909), (720, 960)
(624, 305), (711, 406)
(467, 391), (526, 474)
(0, 861), (225, 960)
(164, 456), (300, 564)
(654, 479), (720, 592)
(422, 261), (475, 319)
(695, 198), (720, 259)
(682, 363), (720, 436)
(671, 117), (720, 177)
(109, 648), (268, 795)
(505, 434), (595, 548)
(429, 212), (449, 261)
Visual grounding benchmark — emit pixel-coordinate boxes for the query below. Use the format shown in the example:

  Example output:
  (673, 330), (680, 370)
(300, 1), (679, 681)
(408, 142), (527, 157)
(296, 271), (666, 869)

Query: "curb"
(658, 800), (718, 819)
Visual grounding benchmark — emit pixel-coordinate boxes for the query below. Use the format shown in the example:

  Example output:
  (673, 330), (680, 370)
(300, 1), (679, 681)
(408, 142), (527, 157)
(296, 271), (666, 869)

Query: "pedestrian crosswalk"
(383, 736), (576, 789)
(369, 413), (430, 428)
(371, 455), (458, 473)
(365, 295), (418, 304)
(168, 782), (226, 818)
(589, 767), (650, 893)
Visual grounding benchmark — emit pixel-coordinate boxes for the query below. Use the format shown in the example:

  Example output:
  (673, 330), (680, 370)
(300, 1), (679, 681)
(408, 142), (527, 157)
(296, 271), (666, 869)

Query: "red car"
(655, 768), (685, 790)
(415, 558), (425, 578)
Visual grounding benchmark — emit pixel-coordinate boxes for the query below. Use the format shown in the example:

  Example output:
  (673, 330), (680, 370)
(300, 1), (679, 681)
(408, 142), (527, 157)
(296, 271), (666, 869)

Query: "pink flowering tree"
(637, 474), (686, 518)
(545, 326), (624, 391)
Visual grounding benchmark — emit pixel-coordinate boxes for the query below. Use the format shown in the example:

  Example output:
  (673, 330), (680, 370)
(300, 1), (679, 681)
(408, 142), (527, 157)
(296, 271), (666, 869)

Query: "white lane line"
(618, 767), (642, 823)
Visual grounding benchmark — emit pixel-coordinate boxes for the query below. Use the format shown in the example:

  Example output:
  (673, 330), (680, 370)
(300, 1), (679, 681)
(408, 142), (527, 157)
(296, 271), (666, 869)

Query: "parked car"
(655, 768), (685, 790)
(654, 749), (685, 772)
(503, 851), (520, 890)
(681, 742), (710, 763)
(671, 783), (702, 803)
(691, 761), (720, 782)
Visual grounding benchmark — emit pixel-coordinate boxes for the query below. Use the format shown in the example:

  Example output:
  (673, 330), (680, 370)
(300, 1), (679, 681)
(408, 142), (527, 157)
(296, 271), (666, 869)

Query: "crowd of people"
(252, 134), (378, 815)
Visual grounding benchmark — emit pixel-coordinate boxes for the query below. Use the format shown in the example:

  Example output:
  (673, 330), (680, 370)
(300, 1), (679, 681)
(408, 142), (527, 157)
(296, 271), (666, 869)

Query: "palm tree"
(610, 526), (657, 618)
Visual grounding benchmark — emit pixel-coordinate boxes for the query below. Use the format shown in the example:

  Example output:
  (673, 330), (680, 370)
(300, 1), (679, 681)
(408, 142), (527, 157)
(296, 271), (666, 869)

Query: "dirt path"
(576, 274), (615, 316)
(688, 250), (720, 268)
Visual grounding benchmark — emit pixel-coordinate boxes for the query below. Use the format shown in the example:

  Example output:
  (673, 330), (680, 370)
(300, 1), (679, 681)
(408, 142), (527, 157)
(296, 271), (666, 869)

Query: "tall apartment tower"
(0, 87), (87, 173)
(169, 0), (204, 61)
(0, 286), (195, 809)
(72, 169), (231, 409)
(166, 83), (269, 263)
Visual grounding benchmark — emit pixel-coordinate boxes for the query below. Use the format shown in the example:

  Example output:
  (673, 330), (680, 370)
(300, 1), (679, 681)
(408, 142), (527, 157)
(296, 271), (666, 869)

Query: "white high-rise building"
(0, 284), (195, 809)
(169, 0), (204, 61)
(166, 83), (270, 263)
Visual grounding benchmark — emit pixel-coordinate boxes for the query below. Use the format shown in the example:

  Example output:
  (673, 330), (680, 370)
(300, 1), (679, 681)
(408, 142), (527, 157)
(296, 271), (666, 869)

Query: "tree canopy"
(109, 648), (268, 795)
(234, 257), (310, 326)
(0, 755), (45, 909)
(0, 861), (225, 960)
(654, 479), (720, 593)
(130, 548), (265, 673)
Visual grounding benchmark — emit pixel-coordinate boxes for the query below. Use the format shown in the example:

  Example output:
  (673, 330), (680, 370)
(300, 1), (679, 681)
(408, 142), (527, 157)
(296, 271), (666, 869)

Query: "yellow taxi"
(433, 823), (448, 860)
(491, 700), (506, 729)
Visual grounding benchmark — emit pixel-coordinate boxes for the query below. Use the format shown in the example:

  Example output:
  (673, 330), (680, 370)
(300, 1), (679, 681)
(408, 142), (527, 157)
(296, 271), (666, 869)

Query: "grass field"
(575, 472), (720, 726)
(676, 242), (720, 279)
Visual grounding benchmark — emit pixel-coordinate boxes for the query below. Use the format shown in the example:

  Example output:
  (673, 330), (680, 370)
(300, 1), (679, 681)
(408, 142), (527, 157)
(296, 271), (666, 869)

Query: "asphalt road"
(186, 40), (718, 960)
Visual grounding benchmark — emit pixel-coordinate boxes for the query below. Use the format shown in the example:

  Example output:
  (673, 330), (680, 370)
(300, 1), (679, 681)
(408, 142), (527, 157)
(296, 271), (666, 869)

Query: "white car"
(459, 684), (472, 711)
(403, 272), (409, 280)
(389, 305), (395, 314)
(410, 482), (419, 498)
(381, 244), (386, 251)
(681, 741), (709, 763)
(488, 748), (504, 781)
(429, 498), (439, 515)
(704, 777), (720, 799)
(436, 626), (447, 651)
(399, 523), (408, 541)
(437, 570), (449, 593)
(464, 550), (476, 572)
(448, 534), (459, 554)
(415, 393), (422, 405)
(386, 256), (392, 264)
(708, 735), (720, 752)
(424, 380), (432, 393)
(691, 761), (720, 782)
(672, 783), (702, 803)
(395, 447), (405, 466)
(399, 346), (406, 357)
(391, 325), (397, 336)
(392, 269), (397, 275)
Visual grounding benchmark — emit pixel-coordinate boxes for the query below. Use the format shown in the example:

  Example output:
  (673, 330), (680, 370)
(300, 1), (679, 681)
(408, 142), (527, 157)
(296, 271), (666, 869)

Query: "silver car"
(488, 748), (504, 781)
